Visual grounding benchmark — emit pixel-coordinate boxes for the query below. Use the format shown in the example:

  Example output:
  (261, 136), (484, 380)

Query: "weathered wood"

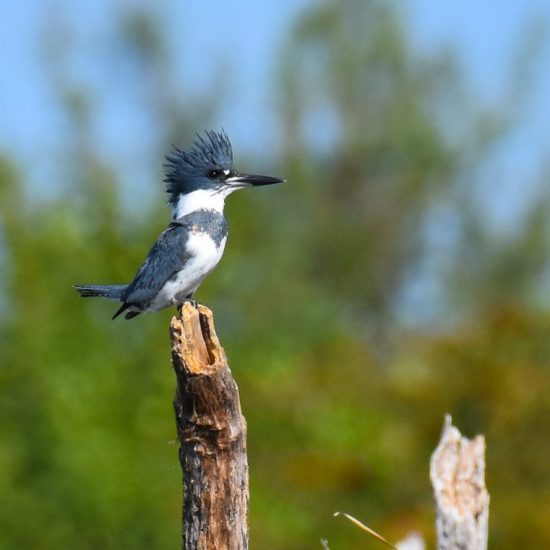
(430, 415), (489, 550)
(170, 302), (248, 550)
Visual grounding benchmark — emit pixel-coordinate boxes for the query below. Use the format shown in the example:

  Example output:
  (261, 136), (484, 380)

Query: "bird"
(74, 130), (283, 320)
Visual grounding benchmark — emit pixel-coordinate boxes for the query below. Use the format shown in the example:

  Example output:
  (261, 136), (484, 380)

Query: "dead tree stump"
(430, 415), (489, 550)
(170, 303), (248, 550)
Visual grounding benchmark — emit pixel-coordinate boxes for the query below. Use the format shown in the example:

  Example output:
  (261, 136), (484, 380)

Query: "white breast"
(147, 233), (227, 312)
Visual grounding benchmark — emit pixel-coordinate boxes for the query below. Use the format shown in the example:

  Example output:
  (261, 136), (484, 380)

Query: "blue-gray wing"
(122, 222), (191, 305)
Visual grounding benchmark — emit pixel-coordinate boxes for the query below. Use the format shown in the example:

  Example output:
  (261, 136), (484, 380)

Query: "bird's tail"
(74, 284), (127, 300)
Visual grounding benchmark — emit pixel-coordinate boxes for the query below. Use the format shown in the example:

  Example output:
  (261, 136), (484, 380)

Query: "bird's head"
(164, 130), (284, 218)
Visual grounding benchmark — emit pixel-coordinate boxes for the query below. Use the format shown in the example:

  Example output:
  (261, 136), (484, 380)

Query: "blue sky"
(0, 0), (549, 217)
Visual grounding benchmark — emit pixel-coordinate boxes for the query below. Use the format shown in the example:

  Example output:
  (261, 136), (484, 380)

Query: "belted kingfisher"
(74, 130), (283, 320)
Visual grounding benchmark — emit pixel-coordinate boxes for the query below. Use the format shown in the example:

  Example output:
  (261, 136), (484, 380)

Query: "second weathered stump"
(171, 303), (248, 550)
(430, 415), (489, 550)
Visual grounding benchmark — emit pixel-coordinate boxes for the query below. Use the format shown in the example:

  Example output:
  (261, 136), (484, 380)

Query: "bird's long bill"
(228, 173), (284, 187)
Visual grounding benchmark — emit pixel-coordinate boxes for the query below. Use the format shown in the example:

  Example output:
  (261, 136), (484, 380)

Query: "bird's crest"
(164, 130), (233, 204)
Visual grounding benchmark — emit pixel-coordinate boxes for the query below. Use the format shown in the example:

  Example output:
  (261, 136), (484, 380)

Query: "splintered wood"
(171, 303), (249, 550)
(430, 415), (489, 550)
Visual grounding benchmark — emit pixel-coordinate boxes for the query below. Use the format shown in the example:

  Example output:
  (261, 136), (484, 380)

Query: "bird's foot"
(179, 297), (199, 309)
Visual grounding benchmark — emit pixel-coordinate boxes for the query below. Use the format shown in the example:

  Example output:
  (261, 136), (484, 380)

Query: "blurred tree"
(276, 0), (461, 329)
(273, 0), (550, 332)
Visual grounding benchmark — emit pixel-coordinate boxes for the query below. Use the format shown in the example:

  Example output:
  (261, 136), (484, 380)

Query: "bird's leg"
(180, 293), (199, 309)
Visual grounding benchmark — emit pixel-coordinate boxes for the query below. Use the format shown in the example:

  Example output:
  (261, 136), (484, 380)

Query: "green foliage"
(1, 1), (549, 548)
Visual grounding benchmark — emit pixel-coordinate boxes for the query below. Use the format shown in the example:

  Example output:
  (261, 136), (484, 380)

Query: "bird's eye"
(208, 169), (223, 179)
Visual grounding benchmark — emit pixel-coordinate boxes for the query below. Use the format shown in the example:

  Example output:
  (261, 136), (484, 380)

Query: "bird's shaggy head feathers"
(164, 130), (234, 206)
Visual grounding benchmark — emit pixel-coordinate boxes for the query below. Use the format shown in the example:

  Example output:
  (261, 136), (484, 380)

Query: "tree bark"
(430, 415), (489, 550)
(170, 302), (248, 550)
